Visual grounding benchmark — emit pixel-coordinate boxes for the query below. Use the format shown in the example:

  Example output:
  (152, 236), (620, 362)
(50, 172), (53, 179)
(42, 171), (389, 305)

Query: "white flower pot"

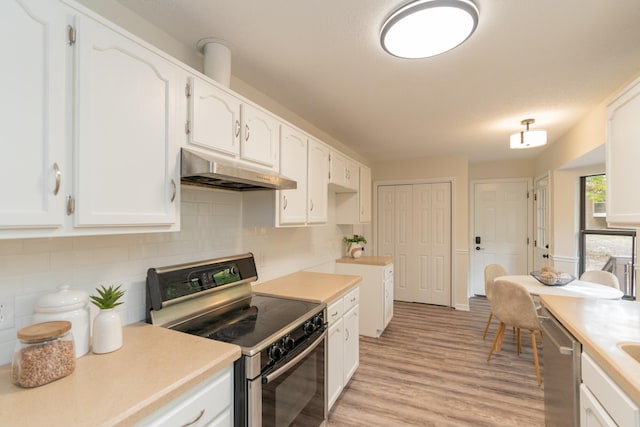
(92, 309), (122, 354)
(348, 242), (363, 258)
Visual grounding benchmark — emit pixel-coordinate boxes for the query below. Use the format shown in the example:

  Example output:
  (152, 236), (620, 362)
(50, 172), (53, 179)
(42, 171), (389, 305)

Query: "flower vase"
(348, 242), (363, 258)
(92, 309), (122, 354)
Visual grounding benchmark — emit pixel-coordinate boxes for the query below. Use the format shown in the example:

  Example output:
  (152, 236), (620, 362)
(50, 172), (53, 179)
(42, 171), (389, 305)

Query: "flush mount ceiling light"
(510, 118), (548, 149)
(380, 0), (479, 59)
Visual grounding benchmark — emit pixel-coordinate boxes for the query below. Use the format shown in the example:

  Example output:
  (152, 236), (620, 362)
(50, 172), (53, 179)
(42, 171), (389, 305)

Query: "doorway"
(377, 182), (452, 306)
(470, 179), (532, 295)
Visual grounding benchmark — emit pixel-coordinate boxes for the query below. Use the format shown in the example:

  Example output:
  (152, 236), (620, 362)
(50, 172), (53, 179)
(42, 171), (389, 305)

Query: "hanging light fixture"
(380, 0), (479, 59)
(510, 118), (547, 149)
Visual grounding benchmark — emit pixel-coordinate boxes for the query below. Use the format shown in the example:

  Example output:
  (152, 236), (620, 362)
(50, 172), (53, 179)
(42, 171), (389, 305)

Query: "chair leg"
(487, 322), (505, 361)
(531, 331), (541, 386)
(482, 312), (493, 340)
(516, 328), (521, 355)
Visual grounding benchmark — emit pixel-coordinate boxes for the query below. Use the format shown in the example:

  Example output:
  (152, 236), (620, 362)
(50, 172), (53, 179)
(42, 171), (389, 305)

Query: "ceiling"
(117, 0), (640, 164)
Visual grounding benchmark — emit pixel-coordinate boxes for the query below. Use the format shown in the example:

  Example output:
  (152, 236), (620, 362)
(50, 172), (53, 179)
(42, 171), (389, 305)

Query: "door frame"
(469, 178), (534, 297)
(373, 177), (456, 308)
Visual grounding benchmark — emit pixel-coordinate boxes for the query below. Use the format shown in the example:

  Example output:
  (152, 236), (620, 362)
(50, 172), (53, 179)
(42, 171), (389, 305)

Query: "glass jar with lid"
(12, 321), (76, 388)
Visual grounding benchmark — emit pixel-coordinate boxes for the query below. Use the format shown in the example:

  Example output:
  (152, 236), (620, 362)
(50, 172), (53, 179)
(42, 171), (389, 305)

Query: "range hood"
(181, 148), (297, 191)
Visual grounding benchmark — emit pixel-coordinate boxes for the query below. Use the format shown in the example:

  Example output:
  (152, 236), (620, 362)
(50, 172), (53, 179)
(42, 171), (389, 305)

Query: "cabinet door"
(307, 139), (329, 223)
(384, 275), (394, 328)
(343, 305), (359, 384)
(0, 0), (66, 230)
(241, 103), (279, 169)
(606, 77), (640, 227)
(580, 385), (617, 427)
(327, 320), (344, 410)
(279, 125), (307, 225)
(359, 166), (372, 223)
(189, 76), (240, 157)
(74, 15), (178, 227)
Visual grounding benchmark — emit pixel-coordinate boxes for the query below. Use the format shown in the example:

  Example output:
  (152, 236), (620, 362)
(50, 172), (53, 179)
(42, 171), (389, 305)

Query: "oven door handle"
(263, 330), (326, 385)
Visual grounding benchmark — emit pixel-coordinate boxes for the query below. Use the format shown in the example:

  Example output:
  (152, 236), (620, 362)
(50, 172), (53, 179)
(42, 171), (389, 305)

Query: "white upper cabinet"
(0, 0), (67, 232)
(73, 13), (179, 227)
(329, 151), (358, 193)
(186, 75), (278, 171)
(279, 125), (308, 225)
(188, 75), (240, 157)
(335, 164), (372, 224)
(606, 76), (640, 227)
(307, 139), (329, 224)
(240, 103), (279, 169)
(359, 166), (372, 223)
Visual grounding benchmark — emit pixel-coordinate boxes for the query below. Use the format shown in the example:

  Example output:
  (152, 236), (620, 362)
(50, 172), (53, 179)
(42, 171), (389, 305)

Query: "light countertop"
(540, 295), (640, 403)
(253, 271), (362, 303)
(0, 323), (241, 426)
(336, 256), (393, 266)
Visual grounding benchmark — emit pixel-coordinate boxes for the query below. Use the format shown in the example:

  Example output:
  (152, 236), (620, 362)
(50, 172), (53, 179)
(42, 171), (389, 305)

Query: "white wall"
(0, 187), (345, 365)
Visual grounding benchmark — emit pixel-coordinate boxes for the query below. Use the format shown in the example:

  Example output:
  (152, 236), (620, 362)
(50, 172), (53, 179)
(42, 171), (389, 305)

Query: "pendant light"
(510, 119), (547, 149)
(380, 0), (479, 59)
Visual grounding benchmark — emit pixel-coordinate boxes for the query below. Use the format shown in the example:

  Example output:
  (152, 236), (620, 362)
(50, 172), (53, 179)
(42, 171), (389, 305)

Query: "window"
(580, 174), (636, 299)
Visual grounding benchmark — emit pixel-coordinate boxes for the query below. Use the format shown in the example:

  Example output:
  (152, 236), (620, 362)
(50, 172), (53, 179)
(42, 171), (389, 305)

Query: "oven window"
(262, 338), (325, 427)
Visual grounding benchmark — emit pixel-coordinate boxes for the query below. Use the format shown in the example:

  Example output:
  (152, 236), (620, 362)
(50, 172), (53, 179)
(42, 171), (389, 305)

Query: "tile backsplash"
(0, 186), (346, 364)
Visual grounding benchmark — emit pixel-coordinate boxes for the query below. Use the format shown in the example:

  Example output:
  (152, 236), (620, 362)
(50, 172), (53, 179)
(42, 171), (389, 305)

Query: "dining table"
(496, 274), (624, 300)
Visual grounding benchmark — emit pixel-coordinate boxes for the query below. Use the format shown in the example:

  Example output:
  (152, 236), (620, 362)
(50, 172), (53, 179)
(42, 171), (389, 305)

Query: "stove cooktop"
(173, 294), (322, 352)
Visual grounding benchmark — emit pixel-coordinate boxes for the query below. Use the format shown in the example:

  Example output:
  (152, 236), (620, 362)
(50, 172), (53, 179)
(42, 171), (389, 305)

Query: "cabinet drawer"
(136, 366), (233, 427)
(343, 287), (359, 312)
(581, 352), (639, 427)
(327, 299), (344, 325)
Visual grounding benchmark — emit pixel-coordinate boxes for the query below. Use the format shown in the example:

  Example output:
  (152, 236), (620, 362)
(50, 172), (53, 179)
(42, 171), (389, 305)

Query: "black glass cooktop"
(174, 294), (321, 351)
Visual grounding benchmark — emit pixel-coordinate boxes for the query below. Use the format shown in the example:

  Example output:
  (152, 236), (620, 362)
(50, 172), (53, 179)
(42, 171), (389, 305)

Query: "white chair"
(579, 270), (621, 290)
(487, 278), (542, 386)
(482, 264), (508, 340)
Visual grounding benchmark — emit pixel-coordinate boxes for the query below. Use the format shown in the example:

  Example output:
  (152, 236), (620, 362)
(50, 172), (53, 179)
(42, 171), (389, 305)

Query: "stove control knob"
(313, 314), (324, 329)
(268, 343), (283, 362)
(303, 320), (315, 335)
(281, 335), (295, 350)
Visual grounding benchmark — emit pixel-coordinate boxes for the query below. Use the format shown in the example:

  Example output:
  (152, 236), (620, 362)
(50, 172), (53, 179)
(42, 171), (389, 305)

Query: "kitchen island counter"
(0, 322), (240, 426)
(336, 255), (393, 266)
(253, 271), (362, 303)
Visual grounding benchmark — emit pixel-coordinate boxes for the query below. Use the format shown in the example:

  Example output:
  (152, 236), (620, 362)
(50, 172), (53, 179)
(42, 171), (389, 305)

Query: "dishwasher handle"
(540, 315), (575, 356)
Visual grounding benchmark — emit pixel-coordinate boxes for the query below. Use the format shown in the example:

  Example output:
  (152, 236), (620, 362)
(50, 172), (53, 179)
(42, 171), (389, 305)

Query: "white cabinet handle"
(53, 163), (61, 196)
(283, 195), (288, 210)
(170, 179), (177, 202)
(345, 328), (349, 341)
(245, 124), (250, 141)
(235, 119), (240, 138)
(310, 199), (314, 211)
(180, 409), (205, 427)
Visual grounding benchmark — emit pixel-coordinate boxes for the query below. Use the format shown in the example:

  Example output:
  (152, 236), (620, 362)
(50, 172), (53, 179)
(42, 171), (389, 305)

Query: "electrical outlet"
(0, 297), (15, 330)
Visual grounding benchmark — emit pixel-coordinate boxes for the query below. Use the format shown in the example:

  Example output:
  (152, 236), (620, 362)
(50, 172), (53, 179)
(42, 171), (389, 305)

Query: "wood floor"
(327, 298), (545, 427)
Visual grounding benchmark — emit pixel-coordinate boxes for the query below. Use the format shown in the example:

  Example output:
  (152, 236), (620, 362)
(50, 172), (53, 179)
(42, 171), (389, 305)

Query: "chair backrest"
(491, 279), (540, 331)
(484, 264), (508, 300)
(579, 270), (621, 290)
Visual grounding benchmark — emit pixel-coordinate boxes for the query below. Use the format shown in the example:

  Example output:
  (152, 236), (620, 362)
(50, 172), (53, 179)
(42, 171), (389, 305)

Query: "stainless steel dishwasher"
(540, 307), (582, 427)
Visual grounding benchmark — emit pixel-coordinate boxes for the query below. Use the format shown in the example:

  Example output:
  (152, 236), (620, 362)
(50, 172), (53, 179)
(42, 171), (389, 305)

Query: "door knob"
(475, 246), (483, 251)
(542, 254), (549, 258)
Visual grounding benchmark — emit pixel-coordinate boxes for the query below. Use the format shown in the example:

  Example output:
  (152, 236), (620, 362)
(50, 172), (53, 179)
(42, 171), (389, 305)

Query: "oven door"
(248, 331), (327, 427)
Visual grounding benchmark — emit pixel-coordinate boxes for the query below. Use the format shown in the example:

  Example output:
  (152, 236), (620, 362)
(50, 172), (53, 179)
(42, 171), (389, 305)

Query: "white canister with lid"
(33, 285), (90, 357)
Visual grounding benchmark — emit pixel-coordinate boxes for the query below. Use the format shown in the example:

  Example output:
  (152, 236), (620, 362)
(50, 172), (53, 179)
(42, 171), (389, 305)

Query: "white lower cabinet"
(335, 262), (393, 338)
(135, 366), (233, 427)
(581, 352), (640, 426)
(327, 286), (359, 411)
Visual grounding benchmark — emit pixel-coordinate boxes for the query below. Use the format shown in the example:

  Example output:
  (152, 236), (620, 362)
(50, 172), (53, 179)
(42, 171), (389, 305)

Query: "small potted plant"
(90, 285), (125, 354)
(343, 235), (367, 258)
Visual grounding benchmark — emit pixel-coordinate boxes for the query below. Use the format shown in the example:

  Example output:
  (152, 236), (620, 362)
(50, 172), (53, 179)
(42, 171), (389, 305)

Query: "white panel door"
(74, 15), (178, 226)
(377, 183), (452, 305)
(0, 0), (66, 230)
(534, 175), (551, 271)
(240, 103), (279, 169)
(471, 181), (529, 295)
